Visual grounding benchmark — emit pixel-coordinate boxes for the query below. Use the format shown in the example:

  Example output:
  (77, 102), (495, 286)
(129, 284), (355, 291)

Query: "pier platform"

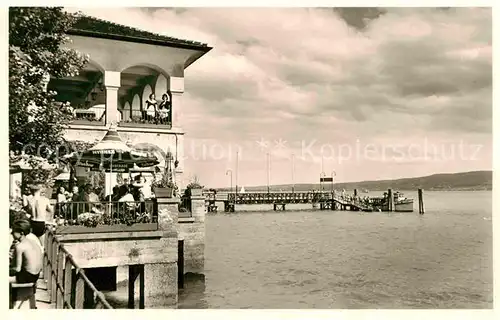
(204, 191), (374, 212)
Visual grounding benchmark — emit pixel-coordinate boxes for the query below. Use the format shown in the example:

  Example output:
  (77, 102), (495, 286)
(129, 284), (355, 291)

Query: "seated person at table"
(119, 185), (135, 201)
(83, 184), (100, 203)
(105, 186), (121, 202)
(9, 220), (43, 284)
(118, 185), (136, 211)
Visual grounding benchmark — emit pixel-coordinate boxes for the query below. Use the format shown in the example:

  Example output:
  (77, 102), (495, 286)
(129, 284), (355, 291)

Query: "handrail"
(44, 226), (113, 309)
(54, 200), (158, 227)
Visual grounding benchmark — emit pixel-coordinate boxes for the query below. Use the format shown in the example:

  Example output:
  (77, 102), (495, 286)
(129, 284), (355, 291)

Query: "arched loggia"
(119, 64), (171, 126)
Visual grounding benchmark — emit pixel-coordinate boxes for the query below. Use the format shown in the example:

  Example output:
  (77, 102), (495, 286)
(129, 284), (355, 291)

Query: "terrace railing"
(44, 227), (113, 309)
(54, 200), (158, 234)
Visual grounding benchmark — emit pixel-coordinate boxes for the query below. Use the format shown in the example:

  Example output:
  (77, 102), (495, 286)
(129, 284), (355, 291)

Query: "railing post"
(56, 250), (65, 308)
(46, 233), (53, 288)
(75, 275), (85, 309)
(51, 241), (58, 303)
(64, 257), (72, 308)
(43, 231), (49, 279)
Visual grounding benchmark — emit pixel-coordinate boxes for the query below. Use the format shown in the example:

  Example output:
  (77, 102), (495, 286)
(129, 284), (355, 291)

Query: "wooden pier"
(204, 189), (423, 213)
(204, 191), (374, 212)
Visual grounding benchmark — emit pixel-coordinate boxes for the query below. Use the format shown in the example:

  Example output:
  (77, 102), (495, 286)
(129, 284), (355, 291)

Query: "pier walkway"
(204, 191), (373, 212)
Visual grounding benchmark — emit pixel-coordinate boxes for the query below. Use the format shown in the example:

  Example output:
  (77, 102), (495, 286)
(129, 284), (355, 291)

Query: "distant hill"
(216, 170), (492, 192)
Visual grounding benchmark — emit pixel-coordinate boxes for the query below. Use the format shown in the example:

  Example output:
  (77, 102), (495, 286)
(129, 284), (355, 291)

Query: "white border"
(1, 1), (497, 320)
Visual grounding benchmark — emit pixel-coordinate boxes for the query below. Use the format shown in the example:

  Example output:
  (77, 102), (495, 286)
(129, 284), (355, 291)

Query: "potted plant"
(152, 166), (176, 198)
(185, 176), (204, 197)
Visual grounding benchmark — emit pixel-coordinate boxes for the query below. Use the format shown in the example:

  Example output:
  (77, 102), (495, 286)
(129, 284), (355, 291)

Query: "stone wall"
(55, 196), (207, 308)
(57, 198), (181, 308)
(59, 231), (177, 268)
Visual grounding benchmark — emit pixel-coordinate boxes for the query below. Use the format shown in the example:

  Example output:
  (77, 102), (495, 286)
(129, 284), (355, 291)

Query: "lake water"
(179, 190), (493, 309)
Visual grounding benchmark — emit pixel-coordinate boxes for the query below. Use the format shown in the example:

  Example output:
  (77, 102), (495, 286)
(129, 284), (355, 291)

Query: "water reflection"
(103, 272), (207, 309)
(178, 273), (207, 309)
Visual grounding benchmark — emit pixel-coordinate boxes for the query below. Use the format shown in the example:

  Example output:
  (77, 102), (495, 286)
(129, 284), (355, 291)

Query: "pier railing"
(225, 191), (323, 203)
(44, 227), (113, 309)
(224, 191), (342, 204)
(217, 191), (374, 210)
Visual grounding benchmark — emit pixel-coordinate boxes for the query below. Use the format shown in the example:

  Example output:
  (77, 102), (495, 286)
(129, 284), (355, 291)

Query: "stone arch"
(86, 59), (105, 73)
(142, 84), (153, 102)
(131, 94), (141, 119)
(119, 63), (169, 79)
(155, 74), (168, 96)
(122, 101), (131, 121)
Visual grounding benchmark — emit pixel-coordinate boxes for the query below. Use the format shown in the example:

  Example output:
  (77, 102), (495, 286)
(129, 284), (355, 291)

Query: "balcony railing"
(69, 108), (105, 126)
(54, 200), (158, 234)
(119, 110), (172, 129)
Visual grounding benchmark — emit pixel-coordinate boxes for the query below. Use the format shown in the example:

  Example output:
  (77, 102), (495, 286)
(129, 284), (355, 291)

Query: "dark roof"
(67, 15), (211, 52)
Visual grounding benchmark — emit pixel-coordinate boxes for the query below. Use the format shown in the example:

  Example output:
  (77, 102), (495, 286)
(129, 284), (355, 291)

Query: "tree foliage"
(9, 7), (89, 159)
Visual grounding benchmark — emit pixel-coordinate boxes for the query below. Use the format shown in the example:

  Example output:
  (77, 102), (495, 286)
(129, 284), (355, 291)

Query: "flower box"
(190, 187), (203, 197)
(154, 186), (173, 198)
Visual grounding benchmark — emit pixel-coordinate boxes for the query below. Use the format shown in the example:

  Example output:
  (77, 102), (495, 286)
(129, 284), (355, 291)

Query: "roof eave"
(185, 46), (213, 69)
(66, 29), (210, 52)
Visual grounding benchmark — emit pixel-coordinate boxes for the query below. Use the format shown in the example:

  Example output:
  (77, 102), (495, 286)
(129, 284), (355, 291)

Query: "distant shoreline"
(213, 170), (492, 192)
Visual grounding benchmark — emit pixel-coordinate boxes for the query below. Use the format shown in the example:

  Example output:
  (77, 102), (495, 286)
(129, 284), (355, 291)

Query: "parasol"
(64, 127), (158, 171)
(63, 126), (159, 196)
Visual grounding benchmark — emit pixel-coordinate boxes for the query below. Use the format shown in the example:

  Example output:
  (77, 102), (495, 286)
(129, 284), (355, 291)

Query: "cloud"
(72, 7), (492, 186)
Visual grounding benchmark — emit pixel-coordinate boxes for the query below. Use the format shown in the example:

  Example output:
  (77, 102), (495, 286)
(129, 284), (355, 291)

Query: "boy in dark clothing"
(9, 219), (42, 284)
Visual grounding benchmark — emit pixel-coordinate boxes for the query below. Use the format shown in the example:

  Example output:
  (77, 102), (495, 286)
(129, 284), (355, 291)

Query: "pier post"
(139, 266), (145, 309)
(418, 189), (424, 215)
(388, 189), (393, 212)
(143, 197), (180, 308)
(127, 265), (145, 309)
(177, 192), (206, 277)
(190, 193), (206, 223)
(178, 240), (184, 289)
(128, 265), (137, 309)
(224, 201), (235, 212)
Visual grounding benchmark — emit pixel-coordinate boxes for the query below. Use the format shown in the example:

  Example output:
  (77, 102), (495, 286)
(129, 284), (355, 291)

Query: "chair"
(9, 282), (37, 309)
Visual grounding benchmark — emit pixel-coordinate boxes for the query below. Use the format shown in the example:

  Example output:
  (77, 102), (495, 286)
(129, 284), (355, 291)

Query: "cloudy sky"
(73, 7), (492, 188)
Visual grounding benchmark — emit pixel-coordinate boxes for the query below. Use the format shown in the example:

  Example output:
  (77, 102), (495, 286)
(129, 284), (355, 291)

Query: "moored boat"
(394, 192), (414, 212)
(369, 191), (414, 212)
